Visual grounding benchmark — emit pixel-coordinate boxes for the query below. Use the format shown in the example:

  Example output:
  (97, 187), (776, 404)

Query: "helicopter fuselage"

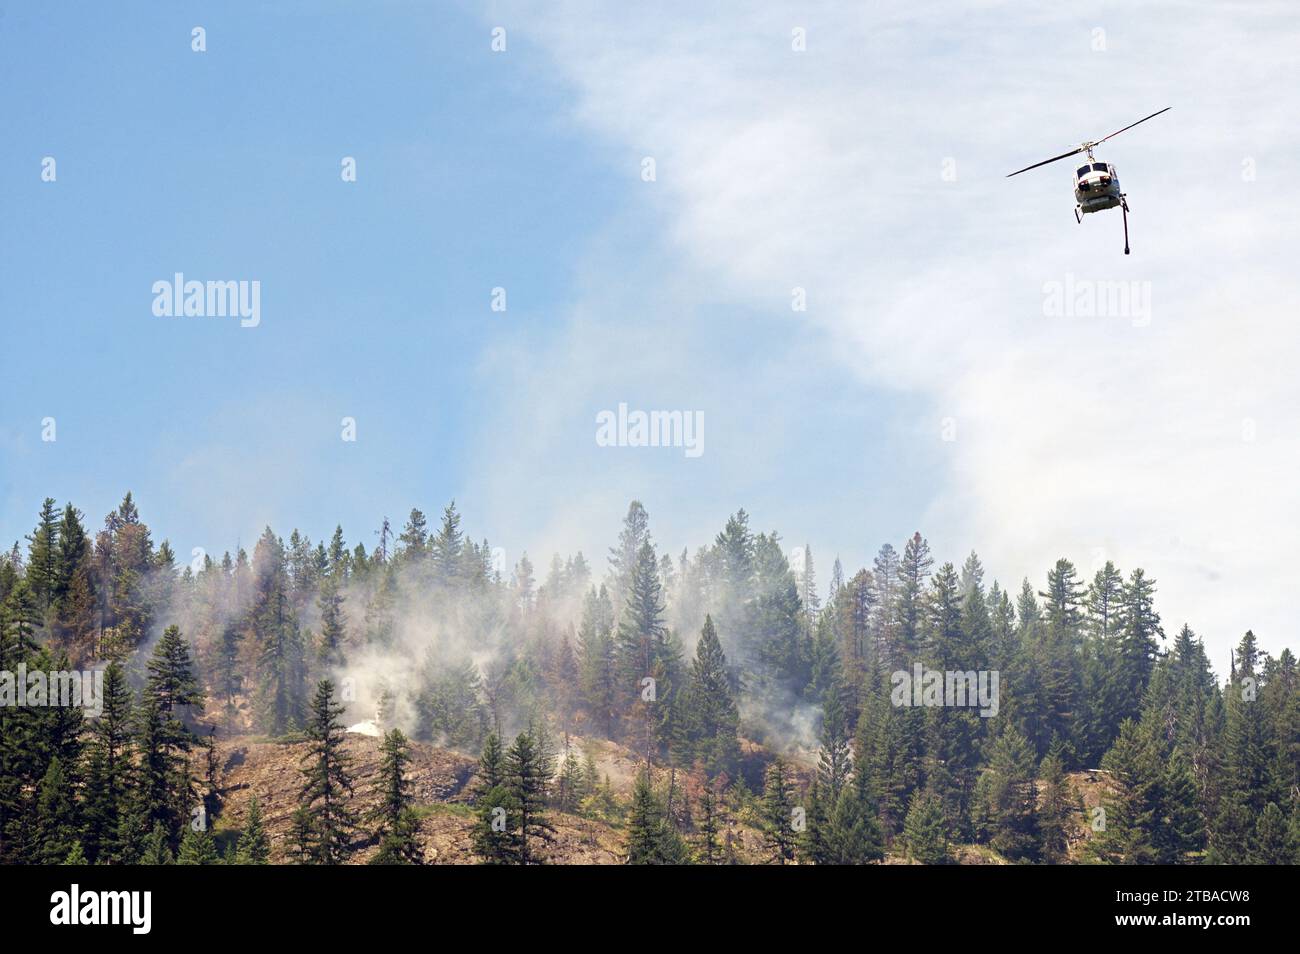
(1074, 160), (1122, 214)
(1006, 107), (1168, 254)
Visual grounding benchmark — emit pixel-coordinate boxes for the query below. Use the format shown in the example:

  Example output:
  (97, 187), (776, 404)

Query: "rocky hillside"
(209, 731), (1108, 864)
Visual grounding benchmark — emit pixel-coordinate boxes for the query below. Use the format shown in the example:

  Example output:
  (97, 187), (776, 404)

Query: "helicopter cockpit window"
(1076, 166), (1091, 178)
(1093, 164), (1110, 174)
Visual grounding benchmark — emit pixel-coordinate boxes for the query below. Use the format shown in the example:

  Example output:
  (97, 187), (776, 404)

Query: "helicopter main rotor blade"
(1096, 106), (1171, 145)
(1005, 145), (1086, 178)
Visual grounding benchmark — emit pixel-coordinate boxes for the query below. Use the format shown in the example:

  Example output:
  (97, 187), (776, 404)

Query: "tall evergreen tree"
(25, 497), (61, 614)
(903, 789), (949, 864)
(1090, 719), (1161, 864)
(696, 781), (723, 864)
(816, 690), (853, 802)
(974, 726), (1038, 861)
(625, 770), (688, 864)
(251, 528), (306, 735)
(82, 661), (133, 863)
(299, 679), (356, 864)
(896, 532), (934, 659)
(577, 585), (617, 738)
(369, 729), (422, 864)
(235, 796), (270, 864)
(177, 826), (219, 864)
(615, 541), (671, 760)
(682, 615), (740, 778)
(1036, 744), (1077, 864)
(503, 727), (555, 864)
(759, 757), (797, 864)
(34, 757), (79, 865)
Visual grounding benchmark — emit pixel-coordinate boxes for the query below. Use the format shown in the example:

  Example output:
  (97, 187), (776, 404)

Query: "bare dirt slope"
(211, 734), (1107, 865)
(212, 734), (631, 864)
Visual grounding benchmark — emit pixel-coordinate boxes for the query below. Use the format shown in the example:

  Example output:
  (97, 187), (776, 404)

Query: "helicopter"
(1007, 107), (1170, 254)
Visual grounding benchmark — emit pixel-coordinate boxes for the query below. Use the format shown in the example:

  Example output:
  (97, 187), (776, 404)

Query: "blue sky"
(3, 1), (1298, 667)
(1, 3), (919, 571)
(0, 3), (611, 527)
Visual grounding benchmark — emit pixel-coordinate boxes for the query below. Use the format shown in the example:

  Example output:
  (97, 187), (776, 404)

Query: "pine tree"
(837, 570), (873, 685)
(897, 532), (934, 658)
(801, 778), (830, 864)
(615, 541), (669, 760)
(974, 726), (1038, 861)
(140, 821), (175, 865)
(372, 729), (412, 830)
(1153, 751), (1204, 863)
(1090, 719), (1160, 864)
(577, 585), (617, 737)
(473, 733), (506, 799)
(816, 690), (853, 802)
(826, 767), (885, 865)
(856, 666), (921, 837)
(147, 624), (206, 720)
(251, 528), (306, 735)
(624, 770), (688, 864)
(809, 610), (844, 705)
(903, 790), (949, 864)
(1251, 803), (1293, 864)
(504, 728), (555, 864)
(25, 497), (60, 614)
(370, 729), (422, 864)
(608, 501), (653, 612)
(1289, 804), (1300, 864)
(1085, 561), (1125, 641)
(682, 615), (741, 778)
(288, 807), (316, 864)
(1211, 631), (1270, 863)
(35, 757), (79, 865)
(1116, 569), (1163, 722)
(398, 508), (429, 562)
(712, 510), (754, 646)
(760, 757), (797, 864)
(177, 826), (219, 864)
(110, 807), (148, 865)
(554, 747), (586, 813)
(696, 782), (722, 864)
(0, 580), (44, 863)
(82, 660), (133, 863)
(326, 526), (349, 580)
(432, 502), (465, 586)
(317, 575), (347, 666)
(471, 781), (518, 865)
(52, 503), (94, 658)
(870, 544), (901, 665)
(747, 533), (810, 693)
(512, 554), (535, 612)
(299, 679), (357, 864)
(215, 613), (243, 726)
(136, 625), (205, 837)
(798, 544), (820, 632)
(235, 796), (270, 864)
(370, 809), (423, 866)
(1036, 748), (1076, 864)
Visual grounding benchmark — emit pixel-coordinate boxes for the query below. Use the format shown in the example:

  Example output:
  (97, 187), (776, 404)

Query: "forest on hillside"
(0, 493), (1297, 864)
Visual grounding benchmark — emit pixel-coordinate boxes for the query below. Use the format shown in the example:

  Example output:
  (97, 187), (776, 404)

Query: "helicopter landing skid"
(1121, 194), (1131, 255)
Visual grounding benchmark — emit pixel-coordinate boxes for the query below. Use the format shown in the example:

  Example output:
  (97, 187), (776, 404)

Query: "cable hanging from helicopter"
(1006, 107), (1170, 255)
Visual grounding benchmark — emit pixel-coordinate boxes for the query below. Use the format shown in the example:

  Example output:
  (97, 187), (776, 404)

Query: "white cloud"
(478, 0), (1300, 664)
